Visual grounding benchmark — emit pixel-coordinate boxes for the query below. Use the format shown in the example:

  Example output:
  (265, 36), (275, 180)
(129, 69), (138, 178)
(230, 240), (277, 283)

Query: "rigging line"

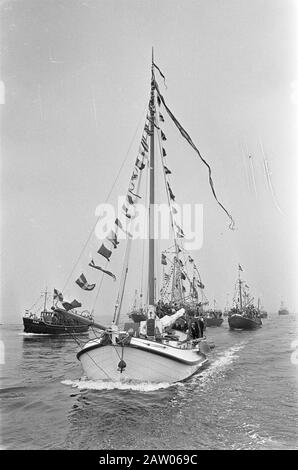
(90, 261), (108, 313)
(156, 113), (185, 302)
(259, 139), (285, 216)
(248, 154), (258, 199)
(84, 349), (113, 380)
(28, 294), (43, 311)
(239, 140), (251, 193)
(111, 342), (122, 361)
(90, 324), (103, 339)
(62, 103), (148, 292)
(140, 160), (149, 305)
(243, 139), (258, 199)
(154, 80), (235, 230)
(68, 330), (85, 347)
(155, 109), (180, 251)
(114, 155), (145, 324)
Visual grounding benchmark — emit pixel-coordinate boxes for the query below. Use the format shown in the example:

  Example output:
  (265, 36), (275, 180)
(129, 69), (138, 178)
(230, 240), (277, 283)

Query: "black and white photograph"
(0, 0), (297, 454)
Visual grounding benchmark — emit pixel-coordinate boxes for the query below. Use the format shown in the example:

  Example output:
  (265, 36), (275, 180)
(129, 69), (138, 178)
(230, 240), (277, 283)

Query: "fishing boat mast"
(42, 287), (48, 312)
(148, 48), (155, 307)
(238, 267), (243, 311)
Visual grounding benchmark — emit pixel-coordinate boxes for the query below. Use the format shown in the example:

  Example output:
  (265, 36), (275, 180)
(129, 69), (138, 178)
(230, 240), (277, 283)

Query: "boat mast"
(238, 267), (243, 310)
(148, 48), (155, 307)
(43, 287), (48, 312)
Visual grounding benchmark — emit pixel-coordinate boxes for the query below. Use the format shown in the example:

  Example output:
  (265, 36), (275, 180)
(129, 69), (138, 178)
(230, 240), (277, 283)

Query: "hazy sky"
(1, 0), (297, 325)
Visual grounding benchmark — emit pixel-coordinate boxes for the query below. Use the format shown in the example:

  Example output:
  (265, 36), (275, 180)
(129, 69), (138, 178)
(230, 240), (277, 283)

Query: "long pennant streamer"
(154, 80), (235, 229)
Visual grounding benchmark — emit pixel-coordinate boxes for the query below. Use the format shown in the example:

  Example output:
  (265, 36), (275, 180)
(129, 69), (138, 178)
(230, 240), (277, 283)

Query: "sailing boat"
(278, 300), (289, 315)
(158, 246), (208, 311)
(228, 265), (262, 330)
(154, 246), (209, 339)
(74, 53), (234, 383)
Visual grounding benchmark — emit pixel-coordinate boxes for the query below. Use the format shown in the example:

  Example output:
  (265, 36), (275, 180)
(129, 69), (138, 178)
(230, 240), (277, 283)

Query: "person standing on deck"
(198, 316), (205, 337)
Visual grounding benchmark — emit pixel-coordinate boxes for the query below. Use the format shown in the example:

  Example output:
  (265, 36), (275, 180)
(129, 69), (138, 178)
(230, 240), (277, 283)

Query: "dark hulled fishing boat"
(23, 290), (92, 334)
(205, 313), (223, 327)
(204, 301), (223, 327)
(228, 266), (262, 330)
(23, 314), (90, 334)
(228, 310), (262, 330)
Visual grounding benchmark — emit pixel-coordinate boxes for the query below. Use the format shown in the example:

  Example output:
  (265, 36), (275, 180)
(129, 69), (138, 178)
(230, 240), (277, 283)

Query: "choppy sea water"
(1, 315), (297, 450)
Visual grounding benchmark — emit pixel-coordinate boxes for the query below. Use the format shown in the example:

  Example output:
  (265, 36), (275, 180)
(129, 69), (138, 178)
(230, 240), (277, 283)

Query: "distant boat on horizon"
(278, 301), (289, 316)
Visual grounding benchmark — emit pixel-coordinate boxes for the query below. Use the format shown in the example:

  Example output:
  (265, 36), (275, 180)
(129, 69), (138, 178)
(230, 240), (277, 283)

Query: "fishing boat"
(204, 301), (223, 327)
(228, 265), (262, 330)
(204, 311), (223, 327)
(223, 294), (230, 317)
(23, 289), (93, 334)
(73, 52), (235, 383)
(257, 298), (268, 318)
(278, 301), (289, 315)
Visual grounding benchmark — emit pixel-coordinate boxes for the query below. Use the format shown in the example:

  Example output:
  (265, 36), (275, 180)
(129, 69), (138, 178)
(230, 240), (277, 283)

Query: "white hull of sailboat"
(77, 337), (208, 383)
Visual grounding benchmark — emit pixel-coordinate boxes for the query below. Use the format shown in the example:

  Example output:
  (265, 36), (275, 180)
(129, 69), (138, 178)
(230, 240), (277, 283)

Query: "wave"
(239, 423), (292, 449)
(197, 342), (246, 387)
(61, 378), (177, 392)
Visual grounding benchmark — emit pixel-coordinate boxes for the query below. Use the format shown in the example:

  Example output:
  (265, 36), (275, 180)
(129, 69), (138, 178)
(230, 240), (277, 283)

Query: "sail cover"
(159, 308), (185, 328)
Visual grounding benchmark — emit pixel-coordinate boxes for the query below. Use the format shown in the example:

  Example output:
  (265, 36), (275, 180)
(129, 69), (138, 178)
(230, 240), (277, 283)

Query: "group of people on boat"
(155, 300), (180, 318)
(153, 301), (206, 339)
(188, 316), (205, 339)
(205, 310), (223, 319)
(229, 304), (261, 319)
(125, 302), (206, 343)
